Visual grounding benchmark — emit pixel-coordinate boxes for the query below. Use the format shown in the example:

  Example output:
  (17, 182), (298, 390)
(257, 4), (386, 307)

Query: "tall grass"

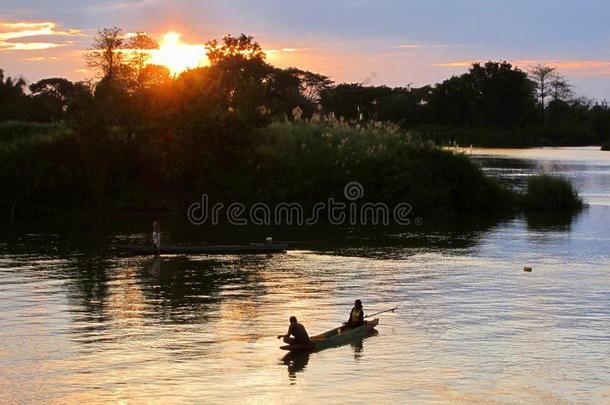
(233, 119), (514, 216)
(0, 121), (72, 151)
(523, 175), (583, 211)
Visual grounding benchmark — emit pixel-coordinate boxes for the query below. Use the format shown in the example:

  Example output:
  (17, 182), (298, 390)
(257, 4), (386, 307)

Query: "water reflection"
(1, 148), (608, 403)
(281, 351), (310, 383)
(524, 210), (580, 231)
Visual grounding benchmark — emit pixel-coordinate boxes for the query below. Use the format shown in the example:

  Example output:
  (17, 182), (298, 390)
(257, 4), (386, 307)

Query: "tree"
(549, 73), (572, 103)
(127, 32), (159, 90)
(468, 61), (536, 127)
(85, 27), (126, 80)
(29, 78), (76, 121)
(139, 64), (171, 89)
(0, 69), (28, 121)
(428, 75), (476, 125)
(285, 68), (333, 103)
(428, 61), (536, 128)
(529, 64), (556, 121)
(205, 34), (266, 65)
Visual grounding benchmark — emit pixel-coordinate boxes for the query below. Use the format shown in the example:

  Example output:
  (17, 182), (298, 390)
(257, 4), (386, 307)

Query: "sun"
(150, 32), (206, 75)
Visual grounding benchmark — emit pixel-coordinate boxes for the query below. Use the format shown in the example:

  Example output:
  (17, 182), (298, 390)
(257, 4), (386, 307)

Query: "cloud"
(19, 56), (60, 62)
(86, 0), (160, 11)
(514, 59), (610, 75)
(433, 61), (473, 68)
(265, 47), (310, 54)
(398, 44), (424, 49)
(398, 43), (448, 50)
(0, 21), (82, 51)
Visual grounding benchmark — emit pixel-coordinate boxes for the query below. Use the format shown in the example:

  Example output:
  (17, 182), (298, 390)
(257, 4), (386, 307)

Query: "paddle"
(364, 307), (397, 318)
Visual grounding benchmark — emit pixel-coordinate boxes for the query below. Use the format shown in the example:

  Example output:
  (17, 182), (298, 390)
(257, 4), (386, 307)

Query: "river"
(1, 147), (609, 404)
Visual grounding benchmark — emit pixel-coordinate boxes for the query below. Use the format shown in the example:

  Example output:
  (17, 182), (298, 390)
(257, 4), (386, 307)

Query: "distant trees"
(318, 61), (609, 146)
(286, 68), (333, 103)
(1, 27), (609, 148)
(529, 64), (574, 123)
(427, 61), (536, 128)
(468, 61), (535, 127)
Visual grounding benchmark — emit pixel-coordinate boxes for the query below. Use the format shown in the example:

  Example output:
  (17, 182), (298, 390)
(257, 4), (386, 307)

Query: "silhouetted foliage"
(523, 175), (583, 211)
(28, 78), (91, 122)
(85, 27), (126, 80)
(205, 34), (266, 65)
(0, 69), (28, 121)
(0, 28), (598, 218)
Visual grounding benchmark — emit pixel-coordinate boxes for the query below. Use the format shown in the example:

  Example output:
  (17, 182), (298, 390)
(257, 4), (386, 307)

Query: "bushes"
(523, 175), (583, 211)
(231, 120), (513, 216)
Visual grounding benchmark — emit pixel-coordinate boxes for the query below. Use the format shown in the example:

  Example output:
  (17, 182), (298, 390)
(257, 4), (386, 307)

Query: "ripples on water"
(1, 147), (609, 404)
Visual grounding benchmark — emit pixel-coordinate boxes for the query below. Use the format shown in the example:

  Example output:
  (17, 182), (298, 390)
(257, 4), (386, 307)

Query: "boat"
(280, 318), (379, 351)
(119, 243), (289, 255)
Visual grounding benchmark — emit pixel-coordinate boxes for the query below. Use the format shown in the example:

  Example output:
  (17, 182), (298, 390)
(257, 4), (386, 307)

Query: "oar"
(365, 307), (397, 318)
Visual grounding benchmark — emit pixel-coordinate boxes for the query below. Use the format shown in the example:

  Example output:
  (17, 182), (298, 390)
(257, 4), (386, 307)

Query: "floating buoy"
(523, 266), (533, 272)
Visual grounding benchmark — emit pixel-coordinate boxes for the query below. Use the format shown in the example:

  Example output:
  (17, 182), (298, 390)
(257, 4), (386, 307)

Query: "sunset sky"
(1, 0), (610, 99)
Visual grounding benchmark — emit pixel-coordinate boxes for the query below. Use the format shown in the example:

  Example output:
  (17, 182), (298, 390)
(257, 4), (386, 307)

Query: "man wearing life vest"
(345, 299), (365, 330)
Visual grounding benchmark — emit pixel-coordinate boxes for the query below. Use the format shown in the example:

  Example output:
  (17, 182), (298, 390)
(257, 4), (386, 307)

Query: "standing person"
(344, 299), (365, 330)
(278, 316), (310, 344)
(152, 217), (161, 249)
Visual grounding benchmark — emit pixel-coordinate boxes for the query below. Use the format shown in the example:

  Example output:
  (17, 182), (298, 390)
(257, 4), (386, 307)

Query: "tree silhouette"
(205, 34), (266, 65)
(529, 64), (556, 122)
(29, 78), (80, 122)
(549, 73), (572, 103)
(85, 27), (126, 80)
(127, 32), (159, 90)
(0, 69), (28, 121)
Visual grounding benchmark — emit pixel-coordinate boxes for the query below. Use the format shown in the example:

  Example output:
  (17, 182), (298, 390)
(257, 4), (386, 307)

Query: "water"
(1, 147), (609, 404)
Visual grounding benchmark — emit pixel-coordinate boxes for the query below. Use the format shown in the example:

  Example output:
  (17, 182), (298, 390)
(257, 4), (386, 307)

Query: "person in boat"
(278, 316), (310, 344)
(344, 299), (365, 330)
(152, 217), (161, 248)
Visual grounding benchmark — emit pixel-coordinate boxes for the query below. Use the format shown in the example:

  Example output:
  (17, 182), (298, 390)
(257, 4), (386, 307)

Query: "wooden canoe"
(120, 243), (288, 255)
(280, 318), (379, 351)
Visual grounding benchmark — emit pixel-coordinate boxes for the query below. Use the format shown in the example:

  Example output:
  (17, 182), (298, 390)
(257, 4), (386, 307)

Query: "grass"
(523, 174), (583, 211)
(0, 121), (72, 151)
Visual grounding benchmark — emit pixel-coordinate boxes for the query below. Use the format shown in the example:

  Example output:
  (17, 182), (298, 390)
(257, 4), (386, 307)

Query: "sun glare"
(150, 32), (206, 75)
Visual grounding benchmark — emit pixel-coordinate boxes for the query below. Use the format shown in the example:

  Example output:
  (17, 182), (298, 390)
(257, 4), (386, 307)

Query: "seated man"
(278, 316), (310, 344)
(344, 299), (365, 330)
